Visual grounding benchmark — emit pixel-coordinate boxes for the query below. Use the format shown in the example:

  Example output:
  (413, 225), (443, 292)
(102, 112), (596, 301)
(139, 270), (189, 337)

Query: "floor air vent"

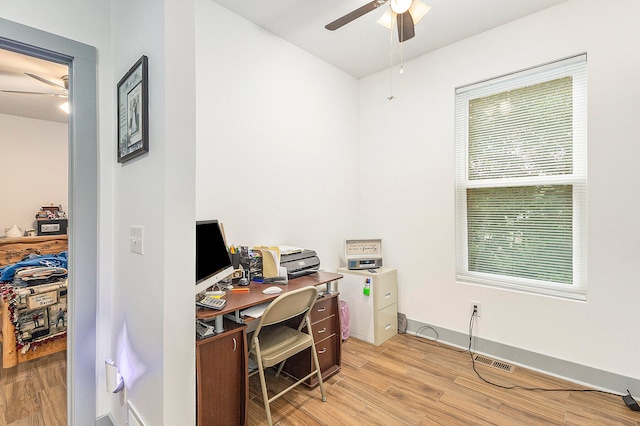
(474, 355), (515, 373)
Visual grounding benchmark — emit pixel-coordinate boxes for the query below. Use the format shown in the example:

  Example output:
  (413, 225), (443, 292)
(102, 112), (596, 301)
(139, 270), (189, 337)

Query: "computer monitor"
(195, 220), (234, 295)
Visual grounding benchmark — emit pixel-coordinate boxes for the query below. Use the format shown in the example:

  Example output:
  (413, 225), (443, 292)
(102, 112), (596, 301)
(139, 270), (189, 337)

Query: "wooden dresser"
(0, 235), (68, 368)
(0, 235), (68, 266)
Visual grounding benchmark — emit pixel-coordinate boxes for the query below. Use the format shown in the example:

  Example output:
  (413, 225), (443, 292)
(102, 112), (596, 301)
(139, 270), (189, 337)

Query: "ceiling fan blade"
(25, 72), (68, 92)
(325, 0), (388, 31)
(0, 89), (67, 97)
(397, 11), (415, 42)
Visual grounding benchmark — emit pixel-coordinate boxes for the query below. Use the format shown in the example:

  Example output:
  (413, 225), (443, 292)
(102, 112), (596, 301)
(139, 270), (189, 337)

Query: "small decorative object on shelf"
(4, 225), (22, 238)
(35, 204), (68, 236)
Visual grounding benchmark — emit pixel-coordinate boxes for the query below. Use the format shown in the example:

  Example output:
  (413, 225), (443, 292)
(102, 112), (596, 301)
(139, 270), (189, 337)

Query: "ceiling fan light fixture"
(390, 0), (412, 14)
(409, 0), (431, 25)
(376, 7), (395, 30)
(377, 1), (431, 30)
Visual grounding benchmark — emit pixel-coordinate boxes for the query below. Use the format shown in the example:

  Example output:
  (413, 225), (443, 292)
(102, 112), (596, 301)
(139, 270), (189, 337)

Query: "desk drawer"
(310, 296), (336, 323)
(312, 315), (337, 343)
(315, 334), (339, 374)
(280, 291), (342, 388)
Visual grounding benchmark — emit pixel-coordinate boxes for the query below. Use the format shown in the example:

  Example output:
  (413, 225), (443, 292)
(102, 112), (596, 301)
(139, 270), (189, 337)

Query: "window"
(455, 55), (587, 300)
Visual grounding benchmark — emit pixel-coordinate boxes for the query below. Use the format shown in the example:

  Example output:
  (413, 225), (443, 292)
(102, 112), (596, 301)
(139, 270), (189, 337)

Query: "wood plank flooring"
(0, 349), (66, 426)
(247, 334), (640, 426)
(1, 334), (638, 425)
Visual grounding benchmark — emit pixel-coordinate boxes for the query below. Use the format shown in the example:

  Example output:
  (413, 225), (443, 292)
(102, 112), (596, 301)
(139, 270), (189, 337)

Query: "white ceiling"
(211, 0), (568, 78)
(0, 48), (69, 123)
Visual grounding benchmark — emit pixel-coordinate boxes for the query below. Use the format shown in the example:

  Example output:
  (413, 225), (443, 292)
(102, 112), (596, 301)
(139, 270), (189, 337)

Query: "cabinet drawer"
(281, 332), (341, 388)
(312, 315), (337, 343)
(375, 272), (397, 310)
(375, 303), (397, 345)
(310, 296), (336, 323)
(315, 334), (339, 373)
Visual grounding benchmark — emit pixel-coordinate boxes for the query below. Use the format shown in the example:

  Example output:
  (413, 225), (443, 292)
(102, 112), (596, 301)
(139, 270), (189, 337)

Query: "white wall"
(110, 0), (196, 425)
(195, 1), (360, 268)
(358, 0), (640, 383)
(0, 114), (68, 233)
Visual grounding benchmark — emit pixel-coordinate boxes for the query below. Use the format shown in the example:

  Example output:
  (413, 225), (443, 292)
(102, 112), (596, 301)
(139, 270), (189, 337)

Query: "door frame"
(0, 18), (98, 425)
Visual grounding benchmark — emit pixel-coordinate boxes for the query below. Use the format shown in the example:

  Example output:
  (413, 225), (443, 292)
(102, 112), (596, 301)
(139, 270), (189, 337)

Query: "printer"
(280, 249), (320, 278)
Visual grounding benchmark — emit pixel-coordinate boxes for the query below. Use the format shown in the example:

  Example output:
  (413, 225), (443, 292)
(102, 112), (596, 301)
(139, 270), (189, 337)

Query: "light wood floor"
(0, 349), (66, 426)
(1, 334), (638, 425)
(247, 334), (640, 426)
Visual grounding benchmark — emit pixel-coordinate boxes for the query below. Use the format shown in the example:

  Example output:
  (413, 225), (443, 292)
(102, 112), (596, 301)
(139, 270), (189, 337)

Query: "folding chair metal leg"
(254, 340), (275, 426)
(307, 316), (326, 402)
(311, 349), (326, 401)
(275, 359), (286, 377)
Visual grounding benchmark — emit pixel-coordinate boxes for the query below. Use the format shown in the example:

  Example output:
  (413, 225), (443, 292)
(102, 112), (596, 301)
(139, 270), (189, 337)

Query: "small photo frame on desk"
(117, 55), (149, 163)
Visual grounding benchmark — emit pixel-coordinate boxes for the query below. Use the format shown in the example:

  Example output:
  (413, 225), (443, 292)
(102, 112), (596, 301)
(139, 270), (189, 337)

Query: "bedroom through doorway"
(0, 47), (70, 424)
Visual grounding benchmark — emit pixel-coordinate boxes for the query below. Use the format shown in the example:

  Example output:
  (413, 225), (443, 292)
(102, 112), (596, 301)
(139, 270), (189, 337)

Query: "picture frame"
(117, 55), (149, 163)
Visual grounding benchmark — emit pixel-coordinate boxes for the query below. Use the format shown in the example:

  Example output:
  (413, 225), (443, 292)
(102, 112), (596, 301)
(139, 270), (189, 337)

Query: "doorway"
(1, 17), (98, 426)
(0, 47), (69, 423)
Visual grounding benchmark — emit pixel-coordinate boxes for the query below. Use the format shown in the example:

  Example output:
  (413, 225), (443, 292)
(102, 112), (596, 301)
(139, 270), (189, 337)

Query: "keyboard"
(240, 301), (271, 318)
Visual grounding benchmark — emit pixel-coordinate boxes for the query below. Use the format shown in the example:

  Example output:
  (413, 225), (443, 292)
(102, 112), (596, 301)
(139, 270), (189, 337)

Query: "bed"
(0, 235), (68, 368)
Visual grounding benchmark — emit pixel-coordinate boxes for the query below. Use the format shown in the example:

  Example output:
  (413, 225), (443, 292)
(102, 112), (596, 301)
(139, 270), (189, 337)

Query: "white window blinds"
(455, 54), (587, 299)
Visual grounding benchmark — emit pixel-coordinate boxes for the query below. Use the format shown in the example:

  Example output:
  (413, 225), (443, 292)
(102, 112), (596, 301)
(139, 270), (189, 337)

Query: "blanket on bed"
(0, 251), (67, 285)
(0, 252), (68, 351)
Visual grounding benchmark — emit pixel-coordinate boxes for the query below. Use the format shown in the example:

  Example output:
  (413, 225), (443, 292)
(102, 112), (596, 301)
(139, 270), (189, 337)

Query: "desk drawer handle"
(385, 292), (391, 299)
(232, 338), (237, 352)
(385, 323), (391, 330)
(317, 307), (326, 313)
(318, 327), (327, 334)
(317, 348), (327, 355)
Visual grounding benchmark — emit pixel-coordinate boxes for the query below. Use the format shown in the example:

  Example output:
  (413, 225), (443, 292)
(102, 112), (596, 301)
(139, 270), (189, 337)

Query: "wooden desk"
(196, 271), (342, 320)
(195, 271), (343, 426)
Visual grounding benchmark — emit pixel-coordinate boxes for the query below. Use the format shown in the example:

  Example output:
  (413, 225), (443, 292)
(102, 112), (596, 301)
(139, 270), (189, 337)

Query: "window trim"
(454, 54), (587, 300)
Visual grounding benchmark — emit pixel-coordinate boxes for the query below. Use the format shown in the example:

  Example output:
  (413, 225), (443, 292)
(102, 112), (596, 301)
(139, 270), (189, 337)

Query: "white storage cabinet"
(337, 267), (397, 346)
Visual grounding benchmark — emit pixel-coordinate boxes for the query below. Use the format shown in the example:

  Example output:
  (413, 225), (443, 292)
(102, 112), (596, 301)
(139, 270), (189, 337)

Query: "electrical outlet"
(470, 301), (481, 317)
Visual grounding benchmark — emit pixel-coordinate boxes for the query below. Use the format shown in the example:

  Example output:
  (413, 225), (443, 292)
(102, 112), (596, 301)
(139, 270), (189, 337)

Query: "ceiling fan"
(325, 0), (431, 43)
(0, 72), (68, 98)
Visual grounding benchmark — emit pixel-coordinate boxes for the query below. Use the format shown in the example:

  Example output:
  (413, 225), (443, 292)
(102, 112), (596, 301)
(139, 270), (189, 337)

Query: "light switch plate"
(130, 226), (143, 255)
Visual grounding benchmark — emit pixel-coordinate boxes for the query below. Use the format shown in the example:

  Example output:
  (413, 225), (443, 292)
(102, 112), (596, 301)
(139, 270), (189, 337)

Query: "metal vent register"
(474, 355), (515, 373)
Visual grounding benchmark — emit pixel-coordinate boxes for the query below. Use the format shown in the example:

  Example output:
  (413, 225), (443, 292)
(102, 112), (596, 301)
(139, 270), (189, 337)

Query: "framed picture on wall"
(117, 55), (148, 163)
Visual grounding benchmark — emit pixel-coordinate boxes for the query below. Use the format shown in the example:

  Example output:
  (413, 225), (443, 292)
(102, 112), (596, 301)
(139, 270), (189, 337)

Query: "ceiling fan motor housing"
(391, 0), (412, 14)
